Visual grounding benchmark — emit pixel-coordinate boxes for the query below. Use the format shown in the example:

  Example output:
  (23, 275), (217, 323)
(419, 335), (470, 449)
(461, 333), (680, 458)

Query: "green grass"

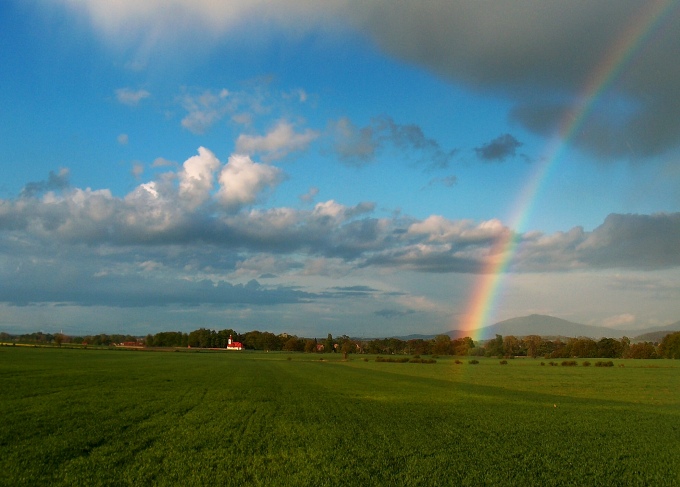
(1, 348), (679, 486)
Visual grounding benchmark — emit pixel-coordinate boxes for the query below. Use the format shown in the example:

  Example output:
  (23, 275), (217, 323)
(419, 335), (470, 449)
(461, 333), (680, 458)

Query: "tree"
(502, 335), (519, 357)
(53, 333), (65, 347)
(452, 337), (474, 356)
(432, 335), (452, 355)
(624, 342), (658, 359)
(325, 334), (335, 353)
(659, 332), (680, 359)
(485, 335), (504, 357)
(304, 339), (317, 353)
(283, 336), (304, 352)
(524, 335), (543, 358)
(597, 338), (623, 358)
(340, 339), (356, 359)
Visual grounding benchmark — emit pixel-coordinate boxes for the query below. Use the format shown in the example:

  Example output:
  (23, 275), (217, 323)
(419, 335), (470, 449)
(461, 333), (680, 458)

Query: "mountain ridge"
(442, 314), (680, 341)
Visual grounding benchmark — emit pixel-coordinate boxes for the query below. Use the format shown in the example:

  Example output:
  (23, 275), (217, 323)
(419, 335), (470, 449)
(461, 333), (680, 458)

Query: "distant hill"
(384, 315), (680, 342)
(633, 324), (680, 343)
(446, 314), (680, 341)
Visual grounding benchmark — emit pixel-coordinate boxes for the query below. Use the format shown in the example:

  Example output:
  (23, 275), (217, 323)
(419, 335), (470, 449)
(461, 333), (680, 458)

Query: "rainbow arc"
(457, 0), (678, 341)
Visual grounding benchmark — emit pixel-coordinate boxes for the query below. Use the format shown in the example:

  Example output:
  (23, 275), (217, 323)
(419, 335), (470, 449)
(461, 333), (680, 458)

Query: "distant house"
(119, 341), (143, 348)
(226, 335), (243, 351)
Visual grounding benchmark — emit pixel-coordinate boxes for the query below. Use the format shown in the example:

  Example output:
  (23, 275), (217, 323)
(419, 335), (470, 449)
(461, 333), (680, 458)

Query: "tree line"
(3, 329), (680, 359)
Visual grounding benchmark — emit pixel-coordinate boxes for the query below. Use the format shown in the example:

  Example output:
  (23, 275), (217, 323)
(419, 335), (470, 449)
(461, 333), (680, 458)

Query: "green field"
(1, 347), (679, 486)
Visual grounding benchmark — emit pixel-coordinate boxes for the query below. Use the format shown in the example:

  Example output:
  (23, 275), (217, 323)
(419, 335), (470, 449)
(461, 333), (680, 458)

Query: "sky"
(1, 0), (680, 338)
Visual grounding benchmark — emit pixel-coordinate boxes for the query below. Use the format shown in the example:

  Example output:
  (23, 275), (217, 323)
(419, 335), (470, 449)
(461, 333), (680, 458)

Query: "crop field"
(1, 347), (679, 486)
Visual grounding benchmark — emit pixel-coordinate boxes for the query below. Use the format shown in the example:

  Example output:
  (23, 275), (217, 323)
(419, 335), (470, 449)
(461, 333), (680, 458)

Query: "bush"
(561, 360), (577, 366)
(540, 362), (545, 366)
(595, 360), (614, 367)
(499, 360), (508, 365)
(454, 359), (463, 364)
(469, 359), (479, 365)
(549, 361), (558, 366)
(582, 361), (591, 366)
(409, 358), (436, 364)
(376, 356), (409, 363)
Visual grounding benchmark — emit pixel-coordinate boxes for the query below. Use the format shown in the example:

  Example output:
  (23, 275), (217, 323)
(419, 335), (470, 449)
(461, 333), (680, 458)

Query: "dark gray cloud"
(353, 1), (680, 159)
(330, 116), (457, 170)
(375, 308), (416, 319)
(579, 213), (680, 269)
(20, 169), (70, 198)
(59, 1), (680, 159)
(424, 175), (457, 189)
(475, 134), (523, 162)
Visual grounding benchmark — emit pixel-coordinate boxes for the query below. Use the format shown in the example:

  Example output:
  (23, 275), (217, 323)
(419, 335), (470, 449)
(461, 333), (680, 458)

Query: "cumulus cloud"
(63, 1), (680, 159)
(115, 88), (150, 106)
(235, 120), (319, 161)
(217, 154), (284, 211)
(178, 147), (221, 210)
(474, 134), (523, 162)
(3, 144), (680, 314)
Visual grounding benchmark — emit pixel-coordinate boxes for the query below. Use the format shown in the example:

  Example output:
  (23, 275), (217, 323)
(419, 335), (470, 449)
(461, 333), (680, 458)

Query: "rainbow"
(458, 0), (677, 342)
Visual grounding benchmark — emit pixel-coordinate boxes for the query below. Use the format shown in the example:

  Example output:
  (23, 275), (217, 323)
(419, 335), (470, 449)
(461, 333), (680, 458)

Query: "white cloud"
(217, 154), (284, 210)
(601, 313), (636, 329)
(299, 186), (319, 203)
(408, 216), (506, 244)
(115, 88), (150, 106)
(235, 120), (319, 161)
(131, 163), (144, 179)
(178, 147), (221, 210)
(179, 89), (231, 134)
(64, 1), (680, 159)
(151, 157), (176, 168)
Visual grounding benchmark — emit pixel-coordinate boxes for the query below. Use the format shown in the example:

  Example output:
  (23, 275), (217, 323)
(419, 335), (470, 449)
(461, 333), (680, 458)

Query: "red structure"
(226, 335), (243, 351)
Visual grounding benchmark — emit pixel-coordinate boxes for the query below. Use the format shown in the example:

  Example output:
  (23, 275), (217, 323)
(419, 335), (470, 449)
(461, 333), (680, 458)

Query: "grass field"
(1, 347), (679, 486)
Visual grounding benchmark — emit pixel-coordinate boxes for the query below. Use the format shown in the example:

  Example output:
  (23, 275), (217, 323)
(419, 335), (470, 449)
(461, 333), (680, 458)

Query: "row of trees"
(3, 329), (680, 359)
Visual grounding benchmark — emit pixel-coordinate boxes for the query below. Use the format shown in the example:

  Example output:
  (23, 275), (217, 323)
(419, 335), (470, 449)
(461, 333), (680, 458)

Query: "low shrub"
(549, 361), (558, 366)
(409, 358), (437, 364)
(499, 360), (508, 365)
(469, 359), (479, 365)
(376, 356), (409, 363)
(582, 361), (591, 366)
(540, 362), (545, 366)
(561, 360), (578, 366)
(454, 359), (463, 365)
(595, 360), (614, 367)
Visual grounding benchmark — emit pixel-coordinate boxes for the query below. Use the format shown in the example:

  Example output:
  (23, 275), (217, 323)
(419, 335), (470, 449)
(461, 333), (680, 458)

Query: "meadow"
(0, 347), (678, 486)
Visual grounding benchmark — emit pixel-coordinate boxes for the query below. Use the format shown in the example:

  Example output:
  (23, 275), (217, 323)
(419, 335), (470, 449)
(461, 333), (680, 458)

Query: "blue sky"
(1, 1), (679, 337)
